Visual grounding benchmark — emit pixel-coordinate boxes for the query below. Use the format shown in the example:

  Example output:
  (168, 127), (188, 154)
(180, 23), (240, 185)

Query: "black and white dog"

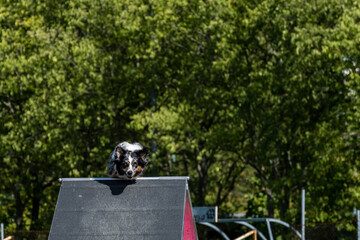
(107, 142), (148, 179)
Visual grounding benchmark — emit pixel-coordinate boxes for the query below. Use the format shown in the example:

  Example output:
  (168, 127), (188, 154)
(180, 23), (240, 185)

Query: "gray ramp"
(49, 177), (193, 240)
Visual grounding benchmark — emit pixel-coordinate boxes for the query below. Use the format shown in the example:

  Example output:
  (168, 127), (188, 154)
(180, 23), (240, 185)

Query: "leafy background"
(1, 0), (360, 238)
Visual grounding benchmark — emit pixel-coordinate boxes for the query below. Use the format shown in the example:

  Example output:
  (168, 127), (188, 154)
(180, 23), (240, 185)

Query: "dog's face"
(113, 143), (148, 179)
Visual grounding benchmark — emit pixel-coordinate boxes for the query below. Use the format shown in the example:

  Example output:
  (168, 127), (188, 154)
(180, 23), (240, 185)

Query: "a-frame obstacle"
(49, 177), (197, 240)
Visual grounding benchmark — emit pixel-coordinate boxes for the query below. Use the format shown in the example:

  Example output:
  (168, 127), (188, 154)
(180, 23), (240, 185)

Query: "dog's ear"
(115, 144), (126, 160)
(138, 148), (149, 166)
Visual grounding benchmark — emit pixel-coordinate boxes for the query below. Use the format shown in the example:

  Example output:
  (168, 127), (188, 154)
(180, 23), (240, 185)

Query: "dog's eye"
(133, 162), (138, 167)
(123, 162), (129, 167)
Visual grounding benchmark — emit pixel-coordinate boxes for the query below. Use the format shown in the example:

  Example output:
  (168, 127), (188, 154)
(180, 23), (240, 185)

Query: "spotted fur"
(107, 142), (148, 179)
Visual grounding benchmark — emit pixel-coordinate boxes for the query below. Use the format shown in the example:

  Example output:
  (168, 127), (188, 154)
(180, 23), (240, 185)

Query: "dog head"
(112, 142), (148, 179)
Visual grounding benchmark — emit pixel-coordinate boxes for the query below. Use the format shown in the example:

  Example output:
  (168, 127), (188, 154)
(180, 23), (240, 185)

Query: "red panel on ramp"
(183, 190), (197, 240)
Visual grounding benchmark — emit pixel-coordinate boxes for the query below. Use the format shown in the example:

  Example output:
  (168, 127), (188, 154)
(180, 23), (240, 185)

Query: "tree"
(227, 0), (360, 225)
(1, 0), (360, 235)
(129, 0), (248, 208)
(0, 0), (156, 231)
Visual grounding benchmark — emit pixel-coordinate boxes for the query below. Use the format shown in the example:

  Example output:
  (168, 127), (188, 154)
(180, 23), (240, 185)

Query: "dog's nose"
(126, 170), (133, 178)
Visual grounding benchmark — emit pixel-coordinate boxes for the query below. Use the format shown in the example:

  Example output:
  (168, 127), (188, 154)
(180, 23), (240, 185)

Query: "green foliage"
(0, 0), (155, 230)
(0, 0), (360, 235)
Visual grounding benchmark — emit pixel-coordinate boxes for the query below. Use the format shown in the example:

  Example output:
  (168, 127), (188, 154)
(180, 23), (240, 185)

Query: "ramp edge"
(59, 176), (190, 182)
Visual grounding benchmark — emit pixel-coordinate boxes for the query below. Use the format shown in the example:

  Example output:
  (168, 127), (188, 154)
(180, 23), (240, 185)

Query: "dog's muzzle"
(126, 170), (133, 179)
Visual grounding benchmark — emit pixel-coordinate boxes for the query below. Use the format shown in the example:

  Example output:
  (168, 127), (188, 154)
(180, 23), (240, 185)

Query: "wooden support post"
(234, 230), (257, 240)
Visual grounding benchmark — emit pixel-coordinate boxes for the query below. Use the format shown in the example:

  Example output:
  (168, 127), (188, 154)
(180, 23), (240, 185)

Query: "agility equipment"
(49, 177), (197, 240)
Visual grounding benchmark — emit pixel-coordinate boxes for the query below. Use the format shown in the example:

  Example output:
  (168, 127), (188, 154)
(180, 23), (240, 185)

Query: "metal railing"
(198, 218), (302, 240)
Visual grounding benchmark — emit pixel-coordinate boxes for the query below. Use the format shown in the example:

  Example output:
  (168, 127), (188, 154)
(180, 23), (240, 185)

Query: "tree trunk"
(196, 154), (208, 206)
(15, 183), (25, 240)
(30, 186), (41, 230)
(14, 183), (24, 230)
(266, 188), (274, 218)
(279, 185), (291, 239)
(279, 185), (290, 220)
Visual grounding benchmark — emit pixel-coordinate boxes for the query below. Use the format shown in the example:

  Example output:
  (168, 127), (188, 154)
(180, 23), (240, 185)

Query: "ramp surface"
(49, 177), (191, 240)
